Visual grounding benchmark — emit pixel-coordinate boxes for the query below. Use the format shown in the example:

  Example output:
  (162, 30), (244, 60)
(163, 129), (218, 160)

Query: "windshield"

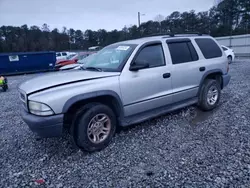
(77, 53), (89, 61)
(77, 53), (95, 64)
(82, 44), (137, 72)
(66, 54), (77, 60)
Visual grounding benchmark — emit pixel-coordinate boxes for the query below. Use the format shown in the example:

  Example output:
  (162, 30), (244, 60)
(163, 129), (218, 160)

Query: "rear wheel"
(74, 103), (116, 152)
(198, 79), (221, 111)
(228, 55), (232, 64)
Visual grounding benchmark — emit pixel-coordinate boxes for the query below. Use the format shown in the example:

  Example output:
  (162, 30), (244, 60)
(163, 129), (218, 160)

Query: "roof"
(88, 46), (101, 50)
(114, 34), (211, 45)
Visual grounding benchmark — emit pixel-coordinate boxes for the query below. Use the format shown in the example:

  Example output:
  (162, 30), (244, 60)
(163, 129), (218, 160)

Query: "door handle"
(163, 73), (171, 79)
(199, 67), (206, 72)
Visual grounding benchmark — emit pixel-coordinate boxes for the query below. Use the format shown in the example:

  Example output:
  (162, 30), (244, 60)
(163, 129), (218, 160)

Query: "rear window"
(195, 38), (222, 59)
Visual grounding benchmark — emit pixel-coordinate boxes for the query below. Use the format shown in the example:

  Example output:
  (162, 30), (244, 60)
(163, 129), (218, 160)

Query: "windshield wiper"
(81, 66), (103, 72)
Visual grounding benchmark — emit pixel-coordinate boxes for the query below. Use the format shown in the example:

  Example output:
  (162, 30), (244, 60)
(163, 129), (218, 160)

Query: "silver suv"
(18, 34), (231, 152)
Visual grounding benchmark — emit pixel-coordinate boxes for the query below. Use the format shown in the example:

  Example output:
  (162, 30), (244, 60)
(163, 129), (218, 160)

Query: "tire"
(74, 103), (116, 152)
(198, 79), (221, 111)
(2, 85), (8, 92)
(228, 55), (232, 64)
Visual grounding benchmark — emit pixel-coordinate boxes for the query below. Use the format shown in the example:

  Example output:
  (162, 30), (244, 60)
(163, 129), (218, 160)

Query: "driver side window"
(135, 43), (165, 68)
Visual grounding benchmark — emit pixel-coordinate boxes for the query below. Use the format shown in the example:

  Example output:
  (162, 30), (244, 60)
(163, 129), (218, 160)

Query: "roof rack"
(142, 32), (208, 39)
(162, 32), (208, 38)
(142, 33), (173, 38)
(177, 32), (203, 35)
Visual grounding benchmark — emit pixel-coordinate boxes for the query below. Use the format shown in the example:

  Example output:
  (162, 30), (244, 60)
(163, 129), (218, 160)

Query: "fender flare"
(198, 69), (223, 94)
(62, 90), (124, 116)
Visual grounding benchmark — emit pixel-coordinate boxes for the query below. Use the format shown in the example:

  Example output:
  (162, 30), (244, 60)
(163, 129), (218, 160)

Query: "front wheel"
(198, 79), (221, 111)
(74, 104), (117, 152)
(2, 84), (8, 92)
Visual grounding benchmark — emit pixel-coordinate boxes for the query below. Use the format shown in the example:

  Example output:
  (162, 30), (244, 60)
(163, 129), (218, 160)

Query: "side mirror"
(129, 61), (149, 71)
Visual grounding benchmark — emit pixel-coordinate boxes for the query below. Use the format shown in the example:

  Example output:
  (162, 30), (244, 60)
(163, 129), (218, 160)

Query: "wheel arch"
(198, 69), (223, 95)
(62, 90), (124, 127)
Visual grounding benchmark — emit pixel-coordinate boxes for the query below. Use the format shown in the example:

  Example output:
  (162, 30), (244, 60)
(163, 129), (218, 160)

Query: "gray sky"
(0, 0), (214, 31)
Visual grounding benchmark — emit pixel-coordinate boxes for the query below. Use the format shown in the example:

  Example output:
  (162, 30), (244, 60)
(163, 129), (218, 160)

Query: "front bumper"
(222, 74), (231, 89)
(21, 111), (64, 138)
(54, 65), (62, 71)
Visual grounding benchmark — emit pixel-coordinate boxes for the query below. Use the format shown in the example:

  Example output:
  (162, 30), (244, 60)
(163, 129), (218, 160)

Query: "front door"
(119, 42), (173, 117)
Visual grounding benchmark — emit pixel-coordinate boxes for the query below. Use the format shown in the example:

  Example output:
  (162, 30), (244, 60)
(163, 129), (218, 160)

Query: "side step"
(120, 97), (198, 126)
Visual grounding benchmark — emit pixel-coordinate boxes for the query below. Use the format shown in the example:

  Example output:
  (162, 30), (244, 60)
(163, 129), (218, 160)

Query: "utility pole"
(138, 12), (145, 37)
(138, 12), (141, 27)
(138, 12), (145, 27)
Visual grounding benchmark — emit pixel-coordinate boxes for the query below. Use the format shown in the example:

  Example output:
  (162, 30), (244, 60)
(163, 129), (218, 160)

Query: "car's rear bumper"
(222, 74), (231, 89)
(21, 111), (64, 138)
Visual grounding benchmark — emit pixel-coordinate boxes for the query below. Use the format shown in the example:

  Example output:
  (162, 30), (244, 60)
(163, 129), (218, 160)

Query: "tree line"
(0, 0), (249, 53)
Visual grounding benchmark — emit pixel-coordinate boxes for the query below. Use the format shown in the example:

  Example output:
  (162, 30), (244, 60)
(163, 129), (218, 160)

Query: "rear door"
(166, 38), (204, 103)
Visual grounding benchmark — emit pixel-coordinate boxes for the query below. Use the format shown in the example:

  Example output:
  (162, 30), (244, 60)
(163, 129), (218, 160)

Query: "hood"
(19, 70), (120, 94)
(56, 60), (75, 65)
(60, 64), (79, 70)
(56, 59), (66, 64)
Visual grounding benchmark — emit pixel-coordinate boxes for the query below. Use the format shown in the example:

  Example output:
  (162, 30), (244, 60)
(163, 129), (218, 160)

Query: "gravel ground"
(0, 61), (250, 188)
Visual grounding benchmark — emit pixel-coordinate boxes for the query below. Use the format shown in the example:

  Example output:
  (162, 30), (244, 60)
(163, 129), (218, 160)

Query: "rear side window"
(62, 52), (67, 56)
(195, 38), (222, 59)
(135, 44), (165, 68)
(167, 41), (198, 64)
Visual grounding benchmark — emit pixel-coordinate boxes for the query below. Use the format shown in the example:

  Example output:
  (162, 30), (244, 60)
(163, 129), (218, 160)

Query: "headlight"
(28, 101), (54, 116)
